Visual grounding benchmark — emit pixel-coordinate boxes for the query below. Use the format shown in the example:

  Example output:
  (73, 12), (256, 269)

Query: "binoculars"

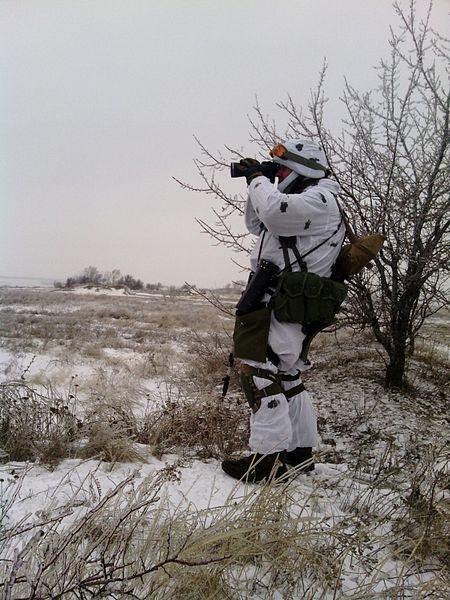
(230, 160), (280, 183)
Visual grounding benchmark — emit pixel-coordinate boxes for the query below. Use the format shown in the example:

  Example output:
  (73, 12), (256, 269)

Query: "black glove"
(239, 158), (263, 184)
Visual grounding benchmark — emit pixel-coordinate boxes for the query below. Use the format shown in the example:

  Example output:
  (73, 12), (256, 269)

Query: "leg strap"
(275, 370), (305, 400)
(241, 365), (279, 381)
(240, 364), (284, 414)
(284, 382), (306, 399)
(277, 371), (301, 382)
(239, 364), (306, 411)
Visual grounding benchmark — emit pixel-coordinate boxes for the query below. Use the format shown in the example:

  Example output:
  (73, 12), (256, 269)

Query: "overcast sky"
(1, 0), (447, 287)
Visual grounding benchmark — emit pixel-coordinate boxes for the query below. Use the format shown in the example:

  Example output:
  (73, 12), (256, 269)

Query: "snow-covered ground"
(2, 452), (446, 597)
(0, 287), (448, 598)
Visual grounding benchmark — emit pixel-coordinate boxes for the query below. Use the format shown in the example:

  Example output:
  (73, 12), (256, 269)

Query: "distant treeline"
(54, 265), (245, 294)
(55, 266), (154, 291)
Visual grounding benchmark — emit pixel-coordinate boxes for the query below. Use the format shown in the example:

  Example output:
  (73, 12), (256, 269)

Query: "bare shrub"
(139, 391), (248, 459)
(182, 328), (237, 393)
(78, 370), (145, 464)
(0, 382), (79, 464)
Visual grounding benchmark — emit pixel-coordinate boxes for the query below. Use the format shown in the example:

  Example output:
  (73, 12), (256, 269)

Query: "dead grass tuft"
(0, 382), (78, 464)
(139, 391), (248, 459)
(78, 372), (146, 464)
(395, 445), (450, 564)
(79, 420), (144, 464)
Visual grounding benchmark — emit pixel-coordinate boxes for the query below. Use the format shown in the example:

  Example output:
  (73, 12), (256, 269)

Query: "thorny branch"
(183, 282), (235, 317)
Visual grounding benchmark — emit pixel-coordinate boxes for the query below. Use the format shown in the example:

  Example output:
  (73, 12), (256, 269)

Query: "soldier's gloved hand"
(239, 158), (263, 184)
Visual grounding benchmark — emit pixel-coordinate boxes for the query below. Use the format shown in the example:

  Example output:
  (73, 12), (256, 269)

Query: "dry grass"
(0, 447), (448, 599)
(139, 391), (248, 459)
(0, 288), (223, 353)
(79, 421), (144, 464)
(76, 369), (147, 464)
(396, 445), (450, 565)
(0, 373), (144, 466)
(0, 381), (79, 465)
(182, 328), (235, 393)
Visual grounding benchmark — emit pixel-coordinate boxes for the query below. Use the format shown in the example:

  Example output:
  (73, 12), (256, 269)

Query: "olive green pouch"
(320, 277), (348, 322)
(233, 307), (271, 362)
(273, 271), (347, 324)
(273, 271), (308, 323)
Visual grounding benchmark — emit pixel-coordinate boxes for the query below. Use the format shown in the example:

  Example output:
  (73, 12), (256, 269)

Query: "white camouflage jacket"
(245, 176), (345, 278)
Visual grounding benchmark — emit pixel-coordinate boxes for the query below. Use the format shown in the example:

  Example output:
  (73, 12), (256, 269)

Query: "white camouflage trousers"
(243, 311), (319, 455)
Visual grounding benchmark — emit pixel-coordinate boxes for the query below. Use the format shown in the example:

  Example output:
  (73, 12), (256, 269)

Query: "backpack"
(331, 202), (386, 281)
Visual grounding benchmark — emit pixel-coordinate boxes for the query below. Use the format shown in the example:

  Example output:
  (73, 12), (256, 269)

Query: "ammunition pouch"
(273, 271), (348, 325)
(233, 258), (279, 362)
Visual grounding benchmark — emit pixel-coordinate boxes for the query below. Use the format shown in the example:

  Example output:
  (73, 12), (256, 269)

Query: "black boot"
(284, 447), (314, 472)
(221, 453), (288, 483)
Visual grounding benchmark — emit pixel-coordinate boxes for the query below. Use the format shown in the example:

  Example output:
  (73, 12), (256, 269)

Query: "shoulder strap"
(256, 227), (267, 264)
(279, 236), (308, 272)
(336, 199), (358, 243)
(279, 197), (344, 273)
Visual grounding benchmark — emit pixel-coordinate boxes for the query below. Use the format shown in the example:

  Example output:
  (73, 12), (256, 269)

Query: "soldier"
(222, 139), (346, 482)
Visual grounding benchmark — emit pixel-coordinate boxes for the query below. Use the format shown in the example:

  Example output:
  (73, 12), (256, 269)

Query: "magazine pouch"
(273, 271), (347, 325)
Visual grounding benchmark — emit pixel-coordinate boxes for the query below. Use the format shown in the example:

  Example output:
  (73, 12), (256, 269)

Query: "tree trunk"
(385, 335), (407, 388)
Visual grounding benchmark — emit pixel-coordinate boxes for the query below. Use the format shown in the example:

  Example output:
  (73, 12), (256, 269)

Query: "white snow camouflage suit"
(243, 175), (345, 454)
